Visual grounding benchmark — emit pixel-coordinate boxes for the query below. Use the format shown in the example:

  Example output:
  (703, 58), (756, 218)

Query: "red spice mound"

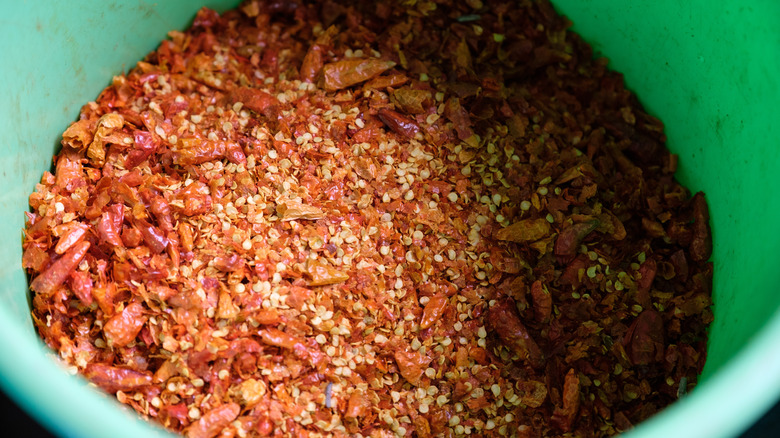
(23, 1), (713, 437)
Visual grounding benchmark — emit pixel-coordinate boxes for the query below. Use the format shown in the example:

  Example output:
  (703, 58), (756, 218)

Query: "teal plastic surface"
(0, 1), (778, 437)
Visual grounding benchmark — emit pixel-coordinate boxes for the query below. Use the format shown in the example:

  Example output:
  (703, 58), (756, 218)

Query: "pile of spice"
(22, 0), (713, 437)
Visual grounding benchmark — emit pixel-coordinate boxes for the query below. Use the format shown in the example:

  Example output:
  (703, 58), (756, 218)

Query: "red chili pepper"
(125, 130), (159, 169)
(531, 280), (552, 322)
(377, 108), (421, 139)
(300, 44), (323, 83)
(227, 86), (280, 120)
(551, 369), (581, 432)
(487, 299), (545, 368)
(258, 328), (300, 350)
(321, 59), (396, 91)
(97, 204), (124, 247)
(53, 223), (88, 254)
(84, 363), (152, 393)
(555, 219), (600, 259)
(133, 217), (168, 254)
(30, 241), (90, 296)
(394, 348), (432, 386)
(420, 293), (448, 329)
(103, 301), (147, 347)
(69, 270), (93, 305)
(184, 403), (240, 438)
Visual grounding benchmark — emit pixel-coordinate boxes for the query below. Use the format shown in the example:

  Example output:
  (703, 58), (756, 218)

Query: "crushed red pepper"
(23, 1), (713, 437)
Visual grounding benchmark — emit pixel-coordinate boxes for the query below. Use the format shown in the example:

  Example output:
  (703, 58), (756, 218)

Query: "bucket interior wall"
(1, 1), (778, 437)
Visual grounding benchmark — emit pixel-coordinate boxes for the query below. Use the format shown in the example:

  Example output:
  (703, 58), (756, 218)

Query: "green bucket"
(1, 1), (778, 437)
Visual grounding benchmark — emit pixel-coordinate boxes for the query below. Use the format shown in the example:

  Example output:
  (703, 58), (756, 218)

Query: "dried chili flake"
(30, 241), (90, 296)
(321, 58), (396, 91)
(103, 301), (147, 348)
(495, 218), (552, 243)
(23, 1), (714, 437)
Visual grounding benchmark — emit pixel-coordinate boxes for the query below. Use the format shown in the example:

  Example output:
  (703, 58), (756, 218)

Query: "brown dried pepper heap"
(22, 1), (713, 437)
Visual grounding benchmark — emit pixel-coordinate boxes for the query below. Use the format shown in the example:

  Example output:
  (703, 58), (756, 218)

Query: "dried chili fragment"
(555, 219), (600, 259)
(517, 380), (548, 408)
(53, 223), (89, 254)
(259, 328), (300, 349)
(125, 130), (158, 169)
(84, 364), (152, 393)
(103, 301), (147, 348)
(97, 204), (124, 247)
(487, 299), (545, 368)
(174, 138), (229, 166)
(321, 59), (396, 91)
(394, 348), (432, 386)
(276, 200), (325, 221)
(377, 108), (421, 139)
(69, 270), (94, 305)
(133, 218), (168, 254)
(300, 44), (324, 83)
(30, 241), (90, 296)
(345, 391), (371, 419)
(495, 218), (551, 243)
(227, 86), (280, 120)
(624, 310), (665, 365)
(690, 192), (713, 262)
(184, 403), (240, 438)
(304, 259), (348, 286)
(420, 293), (448, 329)
(551, 369), (581, 432)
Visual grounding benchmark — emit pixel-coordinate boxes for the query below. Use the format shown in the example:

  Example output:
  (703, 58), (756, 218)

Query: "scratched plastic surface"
(0, 1), (778, 437)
